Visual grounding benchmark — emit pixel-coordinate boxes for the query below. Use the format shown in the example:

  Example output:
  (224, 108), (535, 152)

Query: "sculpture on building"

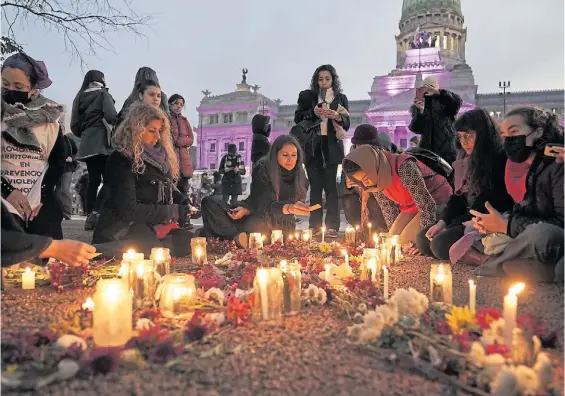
(201, 89), (211, 97)
(252, 84), (261, 93)
(241, 68), (248, 84)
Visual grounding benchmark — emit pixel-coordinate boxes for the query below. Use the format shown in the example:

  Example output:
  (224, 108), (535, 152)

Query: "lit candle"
(82, 297), (95, 311)
(383, 265), (389, 299)
(469, 279), (477, 312)
(294, 231), (300, 240)
(271, 230), (284, 245)
(324, 264), (332, 283)
(373, 233), (378, 249)
(362, 248), (379, 282)
(123, 249), (136, 262)
(345, 226), (355, 245)
(159, 274), (196, 319)
(131, 260), (156, 309)
(279, 260), (301, 315)
(355, 225), (359, 246)
(367, 258), (378, 284)
(341, 249), (349, 267)
(249, 233), (264, 249)
(191, 237), (207, 264)
(22, 267), (35, 290)
(280, 260), (288, 268)
(301, 229), (313, 243)
(321, 226), (326, 243)
(151, 247), (171, 277)
(257, 268), (270, 320)
(93, 279), (132, 347)
(429, 264), (453, 304)
(367, 222), (372, 244)
(503, 282), (525, 350)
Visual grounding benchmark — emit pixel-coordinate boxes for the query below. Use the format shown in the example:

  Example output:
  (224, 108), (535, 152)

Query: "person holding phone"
(409, 76), (461, 165)
(200, 135), (309, 248)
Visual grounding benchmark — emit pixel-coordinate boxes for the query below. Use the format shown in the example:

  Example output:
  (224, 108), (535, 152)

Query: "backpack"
(403, 147), (453, 179)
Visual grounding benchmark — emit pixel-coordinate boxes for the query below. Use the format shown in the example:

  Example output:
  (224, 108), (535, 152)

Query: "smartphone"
(317, 103), (323, 108)
(544, 143), (564, 158)
(309, 204), (321, 211)
(415, 87), (425, 102)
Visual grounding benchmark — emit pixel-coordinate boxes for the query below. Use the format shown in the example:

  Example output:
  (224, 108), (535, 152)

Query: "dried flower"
(475, 307), (502, 330)
(88, 347), (122, 375)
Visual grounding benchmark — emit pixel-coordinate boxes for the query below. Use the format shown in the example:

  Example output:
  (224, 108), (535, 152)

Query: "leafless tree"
(1, 0), (151, 65)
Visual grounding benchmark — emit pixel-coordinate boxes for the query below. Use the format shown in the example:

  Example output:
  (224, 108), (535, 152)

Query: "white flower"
(56, 334), (87, 351)
(205, 287), (225, 305)
(358, 325), (384, 343)
(235, 288), (250, 299)
(215, 252), (233, 265)
(316, 288), (327, 305)
(477, 353), (507, 387)
(491, 366), (519, 396)
(335, 262), (353, 279)
(480, 318), (505, 346)
(468, 342), (486, 368)
(533, 352), (553, 391)
(363, 310), (385, 328)
(135, 318), (155, 331)
(305, 284), (319, 300)
(389, 288), (429, 316)
(373, 304), (399, 327)
(514, 365), (538, 395)
(357, 303), (367, 314)
(204, 312), (226, 326)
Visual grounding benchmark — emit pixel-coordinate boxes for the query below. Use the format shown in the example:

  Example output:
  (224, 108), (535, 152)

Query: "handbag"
(290, 119), (321, 158)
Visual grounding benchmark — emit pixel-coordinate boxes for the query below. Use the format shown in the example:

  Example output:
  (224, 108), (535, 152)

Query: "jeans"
(306, 164), (339, 231)
(201, 196), (268, 239)
(342, 191), (388, 232)
(416, 224), (465, 259)
(85, 154), (108, 214)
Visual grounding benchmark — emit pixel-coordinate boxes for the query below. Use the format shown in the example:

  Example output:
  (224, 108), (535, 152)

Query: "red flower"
(475, 308), (502, 330)
(454, 331), (471, 352)
(226, 296), (250, 325)
(485, 344), (509, 357)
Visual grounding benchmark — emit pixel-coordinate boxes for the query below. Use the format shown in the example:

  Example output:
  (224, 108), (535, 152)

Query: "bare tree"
(1, 0), (151, 65)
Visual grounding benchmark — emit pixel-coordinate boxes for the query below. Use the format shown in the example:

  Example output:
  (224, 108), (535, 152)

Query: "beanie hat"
(377, 132), (392, 151)
(422, 76), (439, 90)
(351, 124), (381, 146)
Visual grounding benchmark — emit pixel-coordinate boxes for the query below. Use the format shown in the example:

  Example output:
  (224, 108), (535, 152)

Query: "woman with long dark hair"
(415, 108), (514, 259)
(201, 135), (310, 247)
(70, 70), (117, 228)
(122, 67), (168, 114)
(168, 94), (194, 195)
(294, 64), (350, 239)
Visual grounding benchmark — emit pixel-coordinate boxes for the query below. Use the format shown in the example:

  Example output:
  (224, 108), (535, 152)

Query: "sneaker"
(312, 229), (322, 237)
(234, 232), (248, 249)
(326, 229), (339, 238)
(84, 212), (99, 231)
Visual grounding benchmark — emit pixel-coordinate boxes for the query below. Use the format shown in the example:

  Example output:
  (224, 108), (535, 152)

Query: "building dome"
(401, 0), (462, 20)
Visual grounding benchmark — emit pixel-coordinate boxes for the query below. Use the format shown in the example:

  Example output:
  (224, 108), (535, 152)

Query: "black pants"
(177, 177), (190, 196)
(85, 154), (108, 214)
(306, 164), (339, 230)
(201, 196), (268, 239)
(222, 194), (238, 206)
(342, 192), (388, 232)
(416, 224), (465, 260)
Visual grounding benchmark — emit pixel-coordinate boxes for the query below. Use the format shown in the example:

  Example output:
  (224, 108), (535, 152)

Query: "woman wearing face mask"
(466, 107), (564, 282)
(200, 135), (309, 248)
(1, 53), (66, 240)
(415, 108), (514, 260)
(92, 103), (195, 257)
(70, 70), (118, 228)
(294, 64), (350, 239)
(342, 145), (452, 246)
(168, 94), (194, 196)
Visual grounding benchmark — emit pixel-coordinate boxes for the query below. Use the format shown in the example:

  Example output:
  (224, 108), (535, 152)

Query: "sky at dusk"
(3, 0), (564, 130)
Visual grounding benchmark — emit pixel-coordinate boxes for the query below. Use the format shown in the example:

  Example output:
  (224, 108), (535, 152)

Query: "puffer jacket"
(251, 114), (271, 165)
(170, 113), (194, 178)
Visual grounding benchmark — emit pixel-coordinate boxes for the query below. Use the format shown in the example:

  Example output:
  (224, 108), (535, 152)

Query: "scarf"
(343, 146), (393, 228)
(505, 156), (534, 203)
(84, 81), (105, 93)
(142, 143), (170, 176)
(2, 94), (63, 130)
(278, 166), (297, 201)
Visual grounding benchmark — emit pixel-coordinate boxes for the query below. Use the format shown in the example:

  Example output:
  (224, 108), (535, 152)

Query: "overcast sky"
(3, 0), (564, 127)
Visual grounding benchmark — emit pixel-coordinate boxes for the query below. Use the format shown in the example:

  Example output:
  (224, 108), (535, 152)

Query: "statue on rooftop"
(242, 68), (248, 84)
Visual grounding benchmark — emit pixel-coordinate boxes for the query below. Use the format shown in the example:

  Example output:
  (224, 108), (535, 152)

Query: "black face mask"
(2, 89), (32, 105)
(504, 135), (532, 163)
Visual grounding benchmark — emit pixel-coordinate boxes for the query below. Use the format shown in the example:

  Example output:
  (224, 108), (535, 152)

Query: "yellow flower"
(445, 305), (478, 335)
(350, 255), (362, 263)
(6, 365), (18, 374)
(319, 242), (332, 253)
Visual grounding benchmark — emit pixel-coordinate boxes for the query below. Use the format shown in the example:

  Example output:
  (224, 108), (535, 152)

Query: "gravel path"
(1, 222), (563, 395)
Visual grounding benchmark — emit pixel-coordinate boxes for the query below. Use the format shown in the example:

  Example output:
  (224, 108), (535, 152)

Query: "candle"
(390, 236), (399, 265)
(373, 233), (378, 249)
(253, 268), (283, 323)
(429, 264), (453, 304)
(367, 258), (378, 285)
(383, 265), (389, 299)
(362, 248), (379, 282)
(249, 233), (264, 250)
(301, 229), (313, 243)
(321, 226), (326, 243)
(151, 247), (171, 277)
(131, 260), (156, 309)
(324, 264), (332, 283)
(271, 230), (284, 245)
(279, 260), (301, 315)
(355, 225), (359, 246)
(367, 222), (372, 244)
(341, 249), (349, 267)
(190, 237), (207, 264)
(123, 249), (137, 262)
(22, 267), (35, 290)
(159, 274), (196, 319)
(93, 279), (132, 346)
(345, 226), (355, 245)
(504, 282), (525, 350)
(82, 297), (95, 311)
(294, 231), (300, 240)
(469, 280), (476, 313)
(257, 269), (269, 320)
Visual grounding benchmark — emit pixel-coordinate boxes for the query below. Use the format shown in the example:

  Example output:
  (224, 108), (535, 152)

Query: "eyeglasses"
(457, 133), (475, 143)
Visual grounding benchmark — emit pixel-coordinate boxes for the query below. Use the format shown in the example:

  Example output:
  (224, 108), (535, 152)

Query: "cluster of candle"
(191, 237), (207, 265)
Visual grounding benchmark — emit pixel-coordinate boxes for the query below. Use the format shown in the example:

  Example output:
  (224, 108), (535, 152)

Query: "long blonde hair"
(112, 102), (179, 180)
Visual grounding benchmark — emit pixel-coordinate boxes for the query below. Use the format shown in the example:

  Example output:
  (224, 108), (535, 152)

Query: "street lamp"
(499, 81), (511, 116)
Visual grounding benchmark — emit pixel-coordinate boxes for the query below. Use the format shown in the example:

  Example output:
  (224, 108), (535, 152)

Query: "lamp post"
(499, 81), (511, 117)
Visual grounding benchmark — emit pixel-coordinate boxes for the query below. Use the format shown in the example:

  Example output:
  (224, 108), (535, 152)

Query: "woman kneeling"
(201, 135), (309, 247)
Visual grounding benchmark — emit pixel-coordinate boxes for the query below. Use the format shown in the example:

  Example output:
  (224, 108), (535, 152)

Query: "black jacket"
(408, 89), (462, 165)
(92, 151), (189, 243)
(251, 114), (271, 165)
(294, 89), (350, 166)
(440, 151), (515, 226)
(507, 154), (564, 238)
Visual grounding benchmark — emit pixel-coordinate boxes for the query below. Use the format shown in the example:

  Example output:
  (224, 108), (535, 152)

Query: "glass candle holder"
(362, 248), (380, 285)
(429, 263), (453, 304)
(253, 267), (283, 324)
(301, 229), (313, 243)
(190, 237), (207, 265)
(271, 230), (284, 245)
(279, 260), (301, 315)
(93, 279), (132, 347)
(151, 247), (172, 277)
(159, 273), (196, 319)
(345, 226), (356, 246)
(131, 260), (157, 309)
(249, 233), (264, 250)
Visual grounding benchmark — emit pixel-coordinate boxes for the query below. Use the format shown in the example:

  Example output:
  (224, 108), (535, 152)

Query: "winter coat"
(251, 114), (271, 165)
(71, 87), (117, 160)
(408, 89), (462, 165)
(170, 113), (194, 178)
(219, 146), (246, 196)
(92, 151), (189, 243)
(507, 155), (564, 238)
(294, 89), (350, 166)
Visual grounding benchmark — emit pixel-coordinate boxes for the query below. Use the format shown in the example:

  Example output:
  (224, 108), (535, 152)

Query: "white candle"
(82, 297), (95, 311)
(503, 282), (525, 350)
(469, 280), (476, 312)
(383, 266), (389, 299)
(373, 234), (378, 249)
(341, 249), (349, 267)
(257, 268), (270, 320)
(367, 258), (378, 284)
(22, 267), (35, 290)
(271, 230), (284, 245)
(367, 222), (372, 244)
(324, 264), (332, 283)
(93, 279), (132, 347)
(321, 226), (326, 243)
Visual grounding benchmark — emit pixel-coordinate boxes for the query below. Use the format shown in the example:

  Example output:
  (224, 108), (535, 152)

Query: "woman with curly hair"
(415, 108), (514, 259)
(293, 64), (350, 238)
(92, 103), (195, 257)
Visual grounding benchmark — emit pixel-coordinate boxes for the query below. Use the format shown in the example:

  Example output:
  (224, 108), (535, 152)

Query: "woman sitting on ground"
(201, 135), (310, 247)
(416, 108), (514, 260)
(92, 103), (196, 257)
(342, 145), (452, 246)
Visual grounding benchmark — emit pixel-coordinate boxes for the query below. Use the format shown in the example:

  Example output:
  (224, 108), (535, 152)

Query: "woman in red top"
(168, 94), (194, 196)
(343, 145), (452, 245)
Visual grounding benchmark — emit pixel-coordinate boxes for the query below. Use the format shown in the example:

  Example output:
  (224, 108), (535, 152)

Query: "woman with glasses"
(415, 108), (514, 260)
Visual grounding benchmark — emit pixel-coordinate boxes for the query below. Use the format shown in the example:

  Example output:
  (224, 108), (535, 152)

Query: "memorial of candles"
(301, 229), (313, 243)
(469, 280), (477, 312)
(253, 268), (283, 324)
(93, 279), (132, 347)
(249, 233), (264, 250)
(151, 247), (172, 277)
(190, 237), (207, 265)
(279, 260), (301, 315)
(504, 282), (525, 350)
(159, 274), (196, 319)
(429, 264), (453, 304)
(345, 226), (355, 245)
(22, 267), (35, 290)
(131, 260), (156, 309)
(271, 230), (284, 245)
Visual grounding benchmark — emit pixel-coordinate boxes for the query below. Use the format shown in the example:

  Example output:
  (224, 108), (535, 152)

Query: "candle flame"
(368, 222), (372, 228)
(288, 234), (293, 240)
(82, 297), (95, 311)
(172, 286), (184, 301)
(136, 263), (144, 277)
(324, 263), (331, 270)
(509, 283), (525, 296)
(155, 248), (164, 262)
(383, 265), (388, 272)
(469, 279), (475, 287)
(118, 263), (129, 277)
(341, 249), (348, 256)
(280, 260), (288, 268)
(322, 226), (326, 232)
(195, 248), (203, 258)
(391, 235), (399, 246)
(25, 267), (31, 273)
(436, 264), (445, 283)
(257, 268), (269, 284)
(125, 249), (136, 260)
(355, 225), (359, 231)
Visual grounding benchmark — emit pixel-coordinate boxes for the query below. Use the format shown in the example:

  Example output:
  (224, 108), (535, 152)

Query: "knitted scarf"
(2, 94), (63, 130)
